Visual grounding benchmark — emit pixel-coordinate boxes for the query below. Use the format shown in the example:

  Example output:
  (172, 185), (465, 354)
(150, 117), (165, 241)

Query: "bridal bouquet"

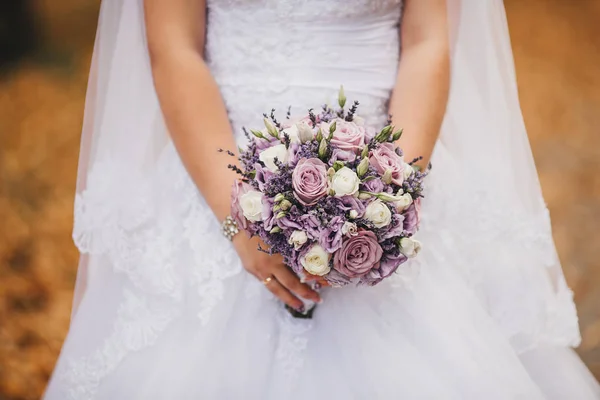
(228, 88), (426, 313)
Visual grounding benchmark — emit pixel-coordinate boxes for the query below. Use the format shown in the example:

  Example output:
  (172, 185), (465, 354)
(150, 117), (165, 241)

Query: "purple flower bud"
(318, 216), (345, 253)
(361, 178), (385, 193)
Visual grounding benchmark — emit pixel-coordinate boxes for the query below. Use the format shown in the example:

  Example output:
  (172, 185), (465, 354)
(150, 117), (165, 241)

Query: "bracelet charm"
(221, 215), (239, 241)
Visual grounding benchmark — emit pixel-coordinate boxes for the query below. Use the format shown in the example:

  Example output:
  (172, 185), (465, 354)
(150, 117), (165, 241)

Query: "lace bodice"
(206, 0), (403, 140)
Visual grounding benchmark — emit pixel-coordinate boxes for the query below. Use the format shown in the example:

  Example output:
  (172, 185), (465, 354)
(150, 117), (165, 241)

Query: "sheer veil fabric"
(44, 0), (600, 399)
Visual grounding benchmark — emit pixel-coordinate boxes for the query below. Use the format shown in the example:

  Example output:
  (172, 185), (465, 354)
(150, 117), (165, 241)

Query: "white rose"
(259, 143), (289, 172)
(399, 237), (422, 258)
(288, 230), (308, 250)
(364, 199), (392, 228)
(282, 125), (300, 143)
(300, 244), (331, 276)
(331, 167), (360, 197)
(394, 192), (413, 211)
(296, 122), (314, 143)
(239, 190), (264, 222)
(403, 162), (414, 180)
(341, 221), (358, 236)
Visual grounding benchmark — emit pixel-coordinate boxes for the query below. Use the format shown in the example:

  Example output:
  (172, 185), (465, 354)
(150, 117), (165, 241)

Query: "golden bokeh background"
(0, 1), (599, 398)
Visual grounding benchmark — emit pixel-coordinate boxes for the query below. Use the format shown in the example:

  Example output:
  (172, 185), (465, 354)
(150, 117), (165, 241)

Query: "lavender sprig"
(344, 100), (359, 122)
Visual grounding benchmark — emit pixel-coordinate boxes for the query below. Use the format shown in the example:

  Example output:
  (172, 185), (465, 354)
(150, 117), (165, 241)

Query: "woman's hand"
(232, 235), (322, 311)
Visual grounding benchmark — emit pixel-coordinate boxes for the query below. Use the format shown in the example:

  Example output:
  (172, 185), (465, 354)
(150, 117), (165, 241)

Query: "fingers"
(273, 267), (321, 303)
(303, 273), (330, 288)
(262, 275), (305, 311)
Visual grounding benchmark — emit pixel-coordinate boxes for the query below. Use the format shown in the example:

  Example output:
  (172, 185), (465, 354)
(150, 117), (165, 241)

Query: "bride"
(45, 0), (599, 398)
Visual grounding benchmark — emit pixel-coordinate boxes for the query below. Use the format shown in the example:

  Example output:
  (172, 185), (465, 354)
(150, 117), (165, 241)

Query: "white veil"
(70, 0), (580, 354)
(71, 0), (169, 315)
(438, 0), (580, 350)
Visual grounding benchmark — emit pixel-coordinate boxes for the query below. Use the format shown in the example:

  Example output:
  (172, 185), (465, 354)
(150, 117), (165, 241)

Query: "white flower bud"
(338, 85), (347, 108)
(356, 157), (369, 177)
(263, 117), (279, 138)
(279, 199), (292, 211)
(318, 138), (328, 159)
(374, 192), (403, 202)
(382, 169), (393, 184)
(349, 209), (359, 219)
(296, 122), (314, 143)
(403, 163), (414, 180)
(399, 237), (422, 258)
(341, 221), (358, 236)
(288, 230), (308, 250)
(276, 211), (287, 219)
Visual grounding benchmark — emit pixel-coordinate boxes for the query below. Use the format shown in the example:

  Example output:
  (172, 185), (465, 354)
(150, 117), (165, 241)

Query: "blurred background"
(0, 0), (599, 398)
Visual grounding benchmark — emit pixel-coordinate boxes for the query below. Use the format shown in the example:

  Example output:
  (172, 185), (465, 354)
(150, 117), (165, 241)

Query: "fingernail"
(300, 277), (306, 283)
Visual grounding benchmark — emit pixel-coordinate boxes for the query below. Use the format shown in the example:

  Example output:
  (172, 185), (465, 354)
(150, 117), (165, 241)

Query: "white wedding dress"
(44, 0), (600, 399)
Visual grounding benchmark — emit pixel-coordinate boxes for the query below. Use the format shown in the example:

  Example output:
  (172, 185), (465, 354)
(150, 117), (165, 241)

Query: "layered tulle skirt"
(44, 143), (599, 399)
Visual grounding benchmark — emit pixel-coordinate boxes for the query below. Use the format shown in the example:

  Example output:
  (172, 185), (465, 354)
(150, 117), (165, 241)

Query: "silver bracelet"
(221, 215), (240, 241)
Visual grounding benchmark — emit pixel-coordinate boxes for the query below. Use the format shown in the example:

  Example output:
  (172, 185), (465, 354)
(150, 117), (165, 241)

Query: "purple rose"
(337, 195), (366, 219)
(330, 148), (356, 164)
(292, 158), (329, 206)
(359, 252), (407, 286)
(319, 216), (344, 253)
(403, 202), (420, 235)
(379, 214), (405, 240)
(231, 180), (252, 230)
(369, 143), (405, 186)
(380, 252), (408, 276)
(333, 230), (383, 278)
(361, 178), (385, 193)
(329, 120), (367, 154)
(324, 268), (352, 288)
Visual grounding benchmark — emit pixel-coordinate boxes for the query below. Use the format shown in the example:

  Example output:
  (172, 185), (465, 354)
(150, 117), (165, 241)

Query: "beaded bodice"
(205, 0), (403, 139)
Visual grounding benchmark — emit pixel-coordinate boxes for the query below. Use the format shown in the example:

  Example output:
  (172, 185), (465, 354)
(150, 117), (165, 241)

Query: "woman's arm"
(144, 0), (319, 307)
(144, 0), (237, 221)
(389, 0), (450, 168)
